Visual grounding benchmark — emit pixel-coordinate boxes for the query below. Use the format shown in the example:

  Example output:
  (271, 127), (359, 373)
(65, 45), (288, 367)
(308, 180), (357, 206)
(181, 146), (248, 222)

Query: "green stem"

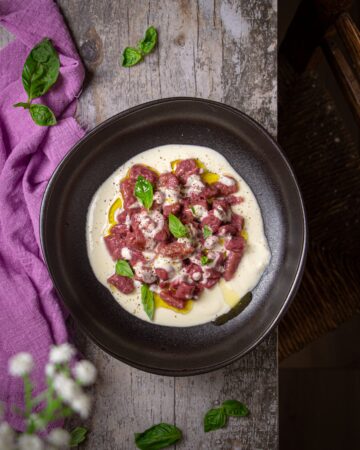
(32, 391), (47, 406)
(23, 374), (33, 417)
(51, 406), (74, 421)
(28, 379), (57, 432)
(30, 365), (72, 432)
(37, 386), (65, 430)
(38, 379), (57, 427)
(43, 399), (64, 427)
(23, 374), (34, 433)
(60, 363), (70, 377)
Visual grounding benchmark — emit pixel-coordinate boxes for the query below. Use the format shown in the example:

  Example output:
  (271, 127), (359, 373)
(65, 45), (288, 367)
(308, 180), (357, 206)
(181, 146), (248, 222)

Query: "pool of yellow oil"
(154, 294), (193, 314)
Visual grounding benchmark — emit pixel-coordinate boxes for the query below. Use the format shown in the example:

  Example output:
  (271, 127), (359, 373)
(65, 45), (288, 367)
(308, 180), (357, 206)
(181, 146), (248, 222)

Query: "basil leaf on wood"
(29, 104), (57, 126)
(69, 427), (88, 447)
(121, 47), (143, 67)
(22, 38), (60, 101)
(168, 214), (188, 239)
(203, 225), (213, 239)
(222, 400), (249, 417)
(134, 175), (154, 209)
(138, 26), (158, 55)
(141, 284), (155, 320)
(204, 407), (227, 433)
(115, 259), (134, 278)
(135, 423), (182, 450)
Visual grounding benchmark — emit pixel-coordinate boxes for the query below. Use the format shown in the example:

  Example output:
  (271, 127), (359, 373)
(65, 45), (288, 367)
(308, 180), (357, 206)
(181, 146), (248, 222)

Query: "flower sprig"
(0, 343), (96, 449)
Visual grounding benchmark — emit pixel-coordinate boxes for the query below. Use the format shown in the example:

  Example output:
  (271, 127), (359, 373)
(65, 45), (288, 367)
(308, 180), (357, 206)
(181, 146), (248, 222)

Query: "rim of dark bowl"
(40, 97), (308, 375)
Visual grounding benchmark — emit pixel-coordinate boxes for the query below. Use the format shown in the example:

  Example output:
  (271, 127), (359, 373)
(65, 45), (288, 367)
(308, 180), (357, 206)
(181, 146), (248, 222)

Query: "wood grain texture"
(278, 55), (360, 360)
(0, 1), (278, 448)
(322, 32), (360, 126)
(336, 13), (360, 79)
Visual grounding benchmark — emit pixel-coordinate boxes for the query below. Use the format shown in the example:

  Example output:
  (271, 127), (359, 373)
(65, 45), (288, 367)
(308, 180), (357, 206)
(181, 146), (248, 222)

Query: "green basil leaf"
(203, 225), (213, 239)
(22, 38), (60, 100)
(121, 47), (143, 67)
(138, 26), (158, 55)
(134, 175), (154, 209)
(70, 427), (88, 447)
(190, 206), (196, 214)
(200, 255), (212, 266)
(116, 259), (134, 278)
(13, 102), (30, 109)
(135, 423), (182, 450)
(204, 407), (227, 432)
(168, 214), (188, 238)
(29, 104), (57, 126)
(222, 400), (249, 417)
(141, 284), (155, 320)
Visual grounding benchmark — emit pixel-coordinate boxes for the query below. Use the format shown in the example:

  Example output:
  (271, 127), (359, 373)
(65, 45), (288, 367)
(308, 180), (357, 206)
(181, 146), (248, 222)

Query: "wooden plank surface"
(0, 1), (278, 448)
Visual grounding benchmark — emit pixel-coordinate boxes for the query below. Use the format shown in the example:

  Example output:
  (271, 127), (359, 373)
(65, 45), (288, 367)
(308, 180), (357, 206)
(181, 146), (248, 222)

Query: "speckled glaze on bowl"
(40, 98), (307, 376)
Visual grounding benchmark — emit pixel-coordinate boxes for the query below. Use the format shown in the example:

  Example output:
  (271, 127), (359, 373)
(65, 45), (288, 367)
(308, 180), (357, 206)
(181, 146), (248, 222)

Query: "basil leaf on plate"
(203, 225), (212, 239)
(222, 400), (249, 417)
(22, 38), (60, 101)
(204, 407), (227, 433)
(121, 47), (143, 67)
(200, 255), (212, 266)
(69, 427), (88, 447)
(168, 214), (188, 238)
(115, 260), (134, 278)
(141, 284), (155, 320)
(29, 104), (57, 126)
(138, 26), (158, 55)
(135, 423), (182, 450)
(135, 175), (154, 209)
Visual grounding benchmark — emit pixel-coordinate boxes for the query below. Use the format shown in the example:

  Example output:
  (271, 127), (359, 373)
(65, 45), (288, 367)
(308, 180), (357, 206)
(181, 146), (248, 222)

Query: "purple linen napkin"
(0, 0), (85, 429)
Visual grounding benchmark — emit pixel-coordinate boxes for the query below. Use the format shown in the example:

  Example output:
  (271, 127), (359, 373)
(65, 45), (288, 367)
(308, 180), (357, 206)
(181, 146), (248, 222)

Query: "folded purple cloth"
(0, 0), (85, 429)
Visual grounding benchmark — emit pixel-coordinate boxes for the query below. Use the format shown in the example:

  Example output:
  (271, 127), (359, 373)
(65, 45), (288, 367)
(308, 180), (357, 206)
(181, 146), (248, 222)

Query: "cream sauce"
(86, 145), (271, 327)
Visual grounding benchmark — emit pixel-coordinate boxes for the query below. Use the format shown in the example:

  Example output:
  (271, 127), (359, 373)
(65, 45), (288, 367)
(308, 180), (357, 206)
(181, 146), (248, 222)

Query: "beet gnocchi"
(104, 158), (246, 315)
(86, 145), (271, 326)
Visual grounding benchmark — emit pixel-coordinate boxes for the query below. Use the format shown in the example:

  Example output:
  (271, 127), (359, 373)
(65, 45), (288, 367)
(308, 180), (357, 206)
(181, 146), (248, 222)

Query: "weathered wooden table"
(1, 1), (278, 448)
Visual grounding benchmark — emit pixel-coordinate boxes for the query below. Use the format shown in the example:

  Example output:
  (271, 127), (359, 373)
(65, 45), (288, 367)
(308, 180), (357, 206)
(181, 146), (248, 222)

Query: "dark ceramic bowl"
(40, 98), (307, 376)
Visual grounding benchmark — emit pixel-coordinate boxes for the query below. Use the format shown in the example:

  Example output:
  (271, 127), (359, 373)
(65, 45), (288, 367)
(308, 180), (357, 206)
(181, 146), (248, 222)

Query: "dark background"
(279, 1), (360, 449)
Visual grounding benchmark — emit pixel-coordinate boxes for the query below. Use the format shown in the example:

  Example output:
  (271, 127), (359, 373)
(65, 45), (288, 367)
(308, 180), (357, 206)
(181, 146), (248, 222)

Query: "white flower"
(53, 374), (82, 403)
(0, 422), (15, 450)
(47, 428), (70, 447)
(29, 413), (46, 430)
(8, 352), (34, 377)
(71, 394), (91, 418)
(74, 360), (97, 386)
(49, 343), (75, 364)
(18, 434), (44, 450)
(45, 363), (56, 378)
